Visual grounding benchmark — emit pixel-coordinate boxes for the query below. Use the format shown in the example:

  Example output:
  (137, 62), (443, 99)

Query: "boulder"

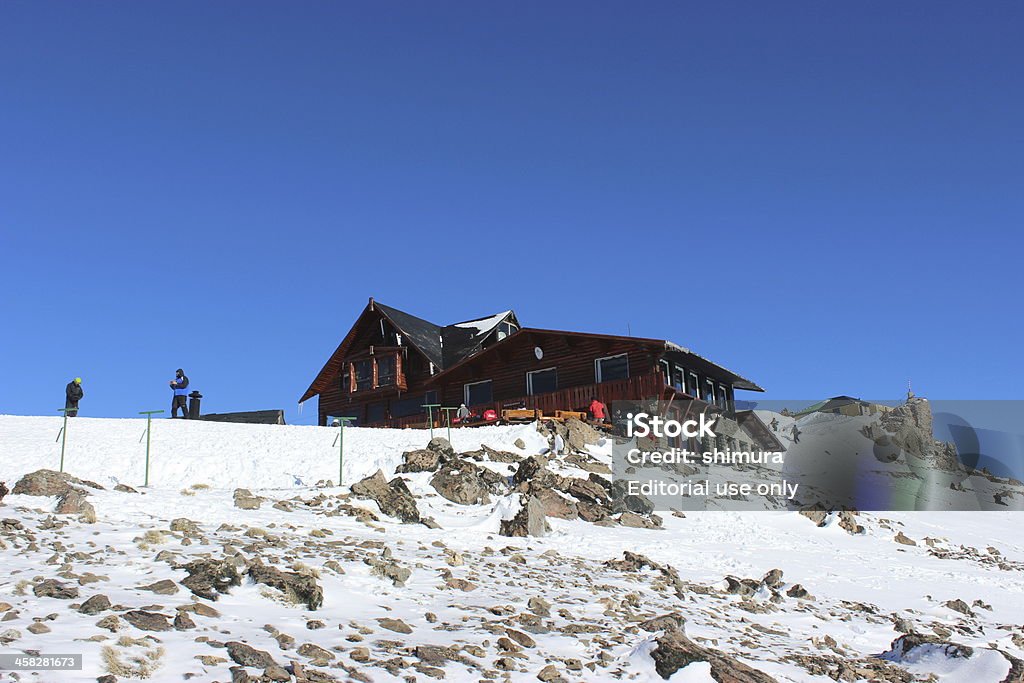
(651, 629), (778, 682)
(55, 489), (97, 523)
(33, 579), (78, 599)
(123, 610), (172, 632)
(500, 496), (549, 537)
(226, 641), (278, 669)
(233, 489), (261, 510)
(430, 463), (492, 505)
(12, 469), (103, 497)
(138, 579), (179, 595)
(564, 417), (602, 452)
(181, 558), (242, 600)
(396, 448), (444, 474)
(78, 594), (111, 615)
(533, 488), (578, 520)
(426, 436), (456, 458)
(350, 470), (421, 523)
(247, 559), (323, 611)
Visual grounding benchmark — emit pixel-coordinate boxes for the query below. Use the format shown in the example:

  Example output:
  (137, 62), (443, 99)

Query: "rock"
(350, 647), (370, 662)
(297, 642), (335, 662)
(894, 532), (917, 546)
(512, 455), (549, 486)
(527, 597), (551, 617)
(499, 495), (549, 537)
(95, 615), (120, 632)
(181, 558), (242, 600)
(514, 438), (526, 450)
(430, 463), (492, 505)
(173, 612), (196, 630)
(247, 559), (324, 611)
(33, 579), (79, 599)
(226, 641), (277, 669)
(123, 610), (172, 632)
(396, 448), (444, 474)
(427, 436), (455, 457)
(762, 569), (784, 589)
(610, 479), (655, 515)
(263, 665), (291, 682)
(138, 579), (179, 595)
(377, 617), (412, 634)
(350, 470), (421, 523)
(233, 489), (262, 510)
(564, 417), (602, 452)
(534, 488), (578, 519)
(55, 489), (97, 522)
(786, 584), (811, 599)
(365, 551), (412, 587)
(537, 664), (562, 681)
(640, 613), (686, 632)
(883, 633), (973, 660)
(114, 483), (138, 493)
(12, 469), (102, 497)
(170, 518), (200, 534)
(505, 628), (536, 648)
(79, 594), (111, 615)
(651, 629), (777, 682)
(618, 511), (660, 529)
(445, 578), (477, 591)
(27, 622), (51, 634)
(944, 599), (974, 616)
(97, 675), (118, 683)
(0, 629), (20, 644)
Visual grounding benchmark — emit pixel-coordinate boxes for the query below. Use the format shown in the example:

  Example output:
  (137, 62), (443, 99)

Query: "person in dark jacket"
(65, 377), (84, 417)
(169, 369), (190, 418)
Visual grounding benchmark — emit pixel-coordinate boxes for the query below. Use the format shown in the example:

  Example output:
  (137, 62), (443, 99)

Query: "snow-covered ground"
(1, 414), (1023, 682)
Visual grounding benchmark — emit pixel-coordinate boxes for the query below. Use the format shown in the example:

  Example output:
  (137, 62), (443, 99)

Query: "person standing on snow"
(790, 423), (801, 444)
(169, 369), (190, 418)
(65, 377), (84, 417)
(770, 417), (779, 432)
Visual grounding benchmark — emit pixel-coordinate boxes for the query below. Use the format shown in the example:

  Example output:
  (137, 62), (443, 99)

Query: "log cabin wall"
(433, 334), (660, 409)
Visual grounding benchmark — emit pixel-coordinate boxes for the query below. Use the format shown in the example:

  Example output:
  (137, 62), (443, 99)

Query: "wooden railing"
(367, 372), (669, 429)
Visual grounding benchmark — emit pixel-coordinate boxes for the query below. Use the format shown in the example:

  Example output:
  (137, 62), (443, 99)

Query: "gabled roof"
(299, 300), (516, 403)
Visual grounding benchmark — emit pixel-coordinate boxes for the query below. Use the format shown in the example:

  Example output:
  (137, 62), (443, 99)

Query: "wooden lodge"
(299, 298), (764, 428)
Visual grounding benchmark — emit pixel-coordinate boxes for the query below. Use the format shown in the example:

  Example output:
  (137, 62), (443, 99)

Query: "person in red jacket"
(589, 396), (608, 424)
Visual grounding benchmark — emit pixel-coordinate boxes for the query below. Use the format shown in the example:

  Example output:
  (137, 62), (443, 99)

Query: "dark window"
(687, 372), (700, 398)
(366, 402), (386, 423)
(341, 370), (350, 393)
(717, 384), (728, 410)
(672, 366), (686, 392)
(595, 354), (629, 383)
(377, 355), (396, 387)
(392, 395), (424, 418)
(527, 368), (557, 395)
(659, 360), (671, 386)
(704, 379), (715, 404)
(464, 380), (492, 406)
(424, 390), (438, 405)
(354, 360), (373, 392)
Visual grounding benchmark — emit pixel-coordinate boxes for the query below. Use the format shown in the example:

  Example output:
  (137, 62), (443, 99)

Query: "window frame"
(464, 379), (493, 407)
(526, 367), (558, 396)
(595, 353), (629, 383)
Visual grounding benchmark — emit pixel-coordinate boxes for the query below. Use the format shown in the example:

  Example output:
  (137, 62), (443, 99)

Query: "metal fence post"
(330, 417), (357, 487)
(56, 408), (72, 473)
(139, 410), (165, 486)
(421, 404), (440, 440)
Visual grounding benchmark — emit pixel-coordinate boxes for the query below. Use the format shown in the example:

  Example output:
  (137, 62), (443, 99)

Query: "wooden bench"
(501, 408), (543, 422)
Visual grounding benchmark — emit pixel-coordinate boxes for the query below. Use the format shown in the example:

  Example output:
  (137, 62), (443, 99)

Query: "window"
(497, 321), (519, 339)
(704, 379), (716, 404)
(464, 380), (493, 406)
(687, 372), (700, 398)
(718, 384), (729, 411)
(424, 390), (438, 405)
(595, 353), (629, 383)
(377, 355), (396, 387)
(527, 368), (557, 395)
(391, 395), (424, 418)
(672, 366), (686, 392)
(659, 360), (671, 386)
(354, 359), (373, 392)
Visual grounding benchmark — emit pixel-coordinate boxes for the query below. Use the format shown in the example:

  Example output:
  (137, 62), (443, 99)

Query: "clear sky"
(1, 2), (1020, 424)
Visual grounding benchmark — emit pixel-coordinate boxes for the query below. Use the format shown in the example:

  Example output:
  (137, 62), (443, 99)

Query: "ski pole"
(139, 410), (165, 486)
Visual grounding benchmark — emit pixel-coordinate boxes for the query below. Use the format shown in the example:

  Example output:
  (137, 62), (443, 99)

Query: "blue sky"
(1, 1), (1021, 424)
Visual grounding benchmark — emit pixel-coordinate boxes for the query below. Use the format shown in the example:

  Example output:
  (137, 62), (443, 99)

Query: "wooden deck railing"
(368, 373), (670, 429)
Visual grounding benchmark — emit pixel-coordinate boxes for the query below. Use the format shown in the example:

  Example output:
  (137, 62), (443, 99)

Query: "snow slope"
(1, 414), (1023, 683)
